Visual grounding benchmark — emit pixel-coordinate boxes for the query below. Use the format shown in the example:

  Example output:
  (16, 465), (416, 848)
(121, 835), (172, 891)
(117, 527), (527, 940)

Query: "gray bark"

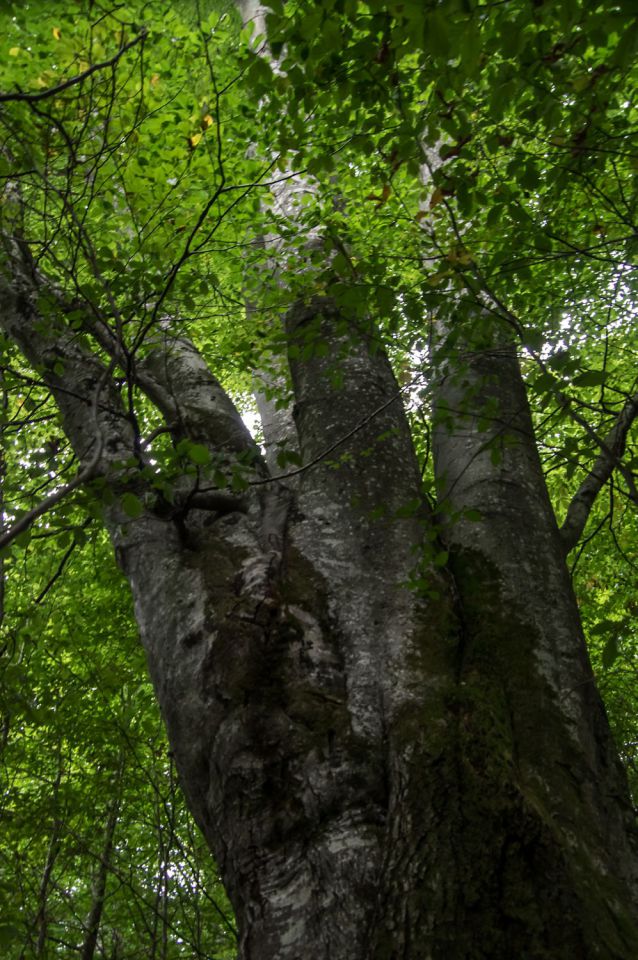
(1, 242), (638, 960)
(559, 392), (638, 552)
(428, 309), (638, 957)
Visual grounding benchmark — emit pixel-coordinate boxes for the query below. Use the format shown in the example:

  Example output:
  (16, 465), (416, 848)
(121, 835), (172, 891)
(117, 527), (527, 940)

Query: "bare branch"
(560, 393), (638, 553)
(0, 365), (113, 551)
(249, 386), (405, 486)
(0, 29), (147, 105)
(0, 454), (96, 552)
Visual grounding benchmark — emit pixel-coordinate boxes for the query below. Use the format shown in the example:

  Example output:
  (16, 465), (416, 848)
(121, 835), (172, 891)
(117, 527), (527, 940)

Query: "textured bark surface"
(428, 316), (638, 958)
(2, 249), (638, 959)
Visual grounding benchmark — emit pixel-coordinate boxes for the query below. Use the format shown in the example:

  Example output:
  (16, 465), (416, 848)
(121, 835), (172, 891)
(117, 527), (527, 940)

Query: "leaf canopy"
(0, 0), (637, 953)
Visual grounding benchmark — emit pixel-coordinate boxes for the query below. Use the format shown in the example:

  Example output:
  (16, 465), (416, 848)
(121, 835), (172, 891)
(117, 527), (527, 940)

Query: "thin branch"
(0, 366), (112, 551)
(0, 30), (147, 105)
(33, 518), (92, 605)
(560, 393), (638, 553)
(0, 445), (99, 552)
(569, 509), (610, 578)
(249, 387), (404, 486)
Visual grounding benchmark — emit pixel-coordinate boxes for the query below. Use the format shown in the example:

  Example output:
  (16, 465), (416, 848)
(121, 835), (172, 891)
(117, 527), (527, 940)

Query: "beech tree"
(1, 1), (638, 958)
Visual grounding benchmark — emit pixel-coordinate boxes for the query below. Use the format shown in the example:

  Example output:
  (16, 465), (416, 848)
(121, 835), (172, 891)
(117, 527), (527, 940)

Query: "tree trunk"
(1, 232), (638, 959)
(121, 304), (638, 960)
(30, 745), (64, 960)
(424, 310), (638, 958)
(80, 755), (124, 960)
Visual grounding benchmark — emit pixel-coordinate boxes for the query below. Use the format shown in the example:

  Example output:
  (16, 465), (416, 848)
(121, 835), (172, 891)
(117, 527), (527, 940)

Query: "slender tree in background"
(0, 1), (637, 958)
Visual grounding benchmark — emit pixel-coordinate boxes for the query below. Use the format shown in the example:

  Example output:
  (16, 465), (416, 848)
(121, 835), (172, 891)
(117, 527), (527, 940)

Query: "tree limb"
(0, 29), (147, 104)
(559, 392), (638, 553)
(0, 457), (95, 551)
(249, 385), (405, 485)
(0, 365), (113, 551)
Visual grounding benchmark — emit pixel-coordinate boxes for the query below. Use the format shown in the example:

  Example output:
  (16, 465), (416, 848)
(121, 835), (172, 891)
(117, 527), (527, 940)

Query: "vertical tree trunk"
(0, 370), (8, 754)
(421, 310), (638, 958)
(80, 756), (124, 960)
(29, 747), (64, 960)
(113, 303), (638, 959)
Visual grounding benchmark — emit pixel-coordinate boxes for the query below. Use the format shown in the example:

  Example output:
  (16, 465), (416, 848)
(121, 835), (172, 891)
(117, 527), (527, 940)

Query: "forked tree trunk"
(2, 246), (638, 957)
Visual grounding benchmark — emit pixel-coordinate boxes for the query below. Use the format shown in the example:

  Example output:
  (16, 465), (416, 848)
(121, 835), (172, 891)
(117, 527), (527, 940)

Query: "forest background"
(0, 0), (637, 957)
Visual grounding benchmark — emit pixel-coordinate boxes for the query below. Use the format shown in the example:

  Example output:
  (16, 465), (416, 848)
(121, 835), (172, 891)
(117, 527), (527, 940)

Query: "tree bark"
(2, 238), (638, 958)
(425, 308), (638, 958)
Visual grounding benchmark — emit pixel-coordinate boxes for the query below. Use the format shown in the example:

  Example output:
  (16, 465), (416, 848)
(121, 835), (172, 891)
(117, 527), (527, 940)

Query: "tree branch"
(0, 364), (113, 551)
(0, 458), (94, 551)
(0, 226), (136, 458)
(249, 385), (405, 485)
(559, 393), (638, 553)
(137, 330), (261, 463)
(0, 29), (147, 105)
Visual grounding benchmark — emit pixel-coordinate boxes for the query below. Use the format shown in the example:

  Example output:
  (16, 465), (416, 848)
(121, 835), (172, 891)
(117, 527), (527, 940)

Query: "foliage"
(0, 0), (637, 954)
(0, 526), (236, 957)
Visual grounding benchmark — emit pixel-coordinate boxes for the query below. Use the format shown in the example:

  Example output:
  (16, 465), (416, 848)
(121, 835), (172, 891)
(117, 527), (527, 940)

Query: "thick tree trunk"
(2, 249), (638, 958)
(112, 303), (455, 959)
(425, 312), (638, 957)
(118, 304), (638, 960)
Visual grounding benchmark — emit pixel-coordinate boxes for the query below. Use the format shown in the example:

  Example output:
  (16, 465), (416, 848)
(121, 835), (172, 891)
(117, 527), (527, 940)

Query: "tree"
(0, 1), (637, 957)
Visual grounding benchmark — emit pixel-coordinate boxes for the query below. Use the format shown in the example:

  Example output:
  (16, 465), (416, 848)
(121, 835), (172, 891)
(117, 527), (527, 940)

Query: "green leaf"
(187, 443), (211, 466)
(0, 924), (21, 946)
(602, 635), (620, 670)
(590, 618), (624, 637)
(15, 528), (32, 549)
(230, 470), (249, 493)
(121, 493), (144, 518)
(572, 370), (607, 388)
(394, 498), (421, 518)
(423, 12), (450, 59)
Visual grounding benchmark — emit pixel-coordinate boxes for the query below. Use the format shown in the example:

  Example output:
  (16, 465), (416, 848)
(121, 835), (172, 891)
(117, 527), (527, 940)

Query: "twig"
(0, 30), (147, 105)
(33, 518), (92, 604)
(249, 388), (404, 486)
(0, 365), (112, 550)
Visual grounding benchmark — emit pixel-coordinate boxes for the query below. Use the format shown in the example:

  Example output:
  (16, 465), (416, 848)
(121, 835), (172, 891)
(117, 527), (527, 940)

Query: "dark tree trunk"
(423, 313), (638, 958)
(80, 754), (124, 960)
(1, 249), (638, 958)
